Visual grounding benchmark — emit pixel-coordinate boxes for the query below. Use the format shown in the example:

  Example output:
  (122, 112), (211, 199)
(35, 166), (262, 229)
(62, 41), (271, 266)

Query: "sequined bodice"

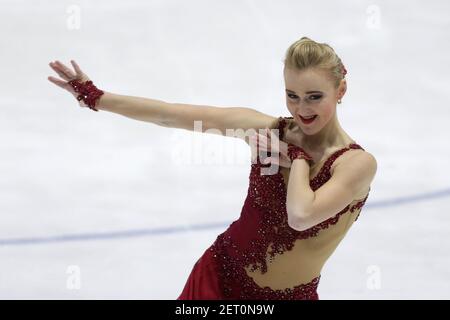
(209, 116), (370, 299)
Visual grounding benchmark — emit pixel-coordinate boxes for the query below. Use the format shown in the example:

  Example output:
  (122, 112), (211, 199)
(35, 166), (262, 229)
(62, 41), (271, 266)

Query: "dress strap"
(310, 144), (365, 191)
(321, 143), (365, 175)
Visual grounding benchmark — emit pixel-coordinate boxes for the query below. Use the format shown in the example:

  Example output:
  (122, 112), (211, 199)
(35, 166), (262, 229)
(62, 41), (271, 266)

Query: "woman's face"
(283, 67), (346, 135)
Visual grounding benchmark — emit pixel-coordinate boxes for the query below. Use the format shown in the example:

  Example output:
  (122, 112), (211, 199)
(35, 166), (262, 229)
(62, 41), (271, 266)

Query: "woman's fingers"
(249, 135), (262, 150)
(70, 60), (83, 76)
(259, 129), (282, 153)
(261, 156), (280, 166)
(250, 129), (291, 168)
(261, 128), (281, 152)
(262, 152), (291, 168)
(49, 60), (76, 80)
(55, 60), (77, 79)
(49, 62), (70, 80)
(278, 140), (288, 156)
(250, 129), (283, 153)
(47, 75), (69, 89)
(251, 134), (268, 151)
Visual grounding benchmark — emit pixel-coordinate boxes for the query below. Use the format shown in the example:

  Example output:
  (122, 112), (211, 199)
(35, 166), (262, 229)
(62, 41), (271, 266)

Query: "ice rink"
(1, 0), (449, 299)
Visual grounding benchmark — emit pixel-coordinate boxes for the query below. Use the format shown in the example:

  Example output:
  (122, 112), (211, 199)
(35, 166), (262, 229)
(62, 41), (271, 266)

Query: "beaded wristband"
(68, 79), (104, 112)
(287, 143), (314, 166)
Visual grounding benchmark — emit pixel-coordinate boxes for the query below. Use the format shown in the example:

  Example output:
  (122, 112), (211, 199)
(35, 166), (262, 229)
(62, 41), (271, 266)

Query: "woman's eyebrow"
(285, 89), (323, 94)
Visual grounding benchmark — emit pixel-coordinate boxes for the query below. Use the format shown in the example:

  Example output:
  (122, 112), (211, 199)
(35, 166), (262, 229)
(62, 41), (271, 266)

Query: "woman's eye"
(287, 94), (322, 100)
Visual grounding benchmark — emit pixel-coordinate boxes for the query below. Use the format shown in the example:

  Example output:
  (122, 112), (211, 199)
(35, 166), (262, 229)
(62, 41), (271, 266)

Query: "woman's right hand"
(47, 60), (92, 108)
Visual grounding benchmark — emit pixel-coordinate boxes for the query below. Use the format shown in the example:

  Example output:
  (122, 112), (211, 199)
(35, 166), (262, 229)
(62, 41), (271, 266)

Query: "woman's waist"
(210, 243), (321, 299)
(243, 257), (323, 291)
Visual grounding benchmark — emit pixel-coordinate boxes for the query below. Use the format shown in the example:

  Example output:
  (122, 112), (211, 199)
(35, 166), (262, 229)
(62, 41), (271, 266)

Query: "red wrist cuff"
(68, 79), (104, 112)
(287, 143), (314, 165)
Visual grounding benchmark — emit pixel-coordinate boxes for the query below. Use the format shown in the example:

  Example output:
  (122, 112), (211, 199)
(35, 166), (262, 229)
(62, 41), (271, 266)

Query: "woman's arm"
(287, 152), (376, 231)
(48, 60), (278, 141)
(95, 92), (173, 127)
(98, 93), (279, 142)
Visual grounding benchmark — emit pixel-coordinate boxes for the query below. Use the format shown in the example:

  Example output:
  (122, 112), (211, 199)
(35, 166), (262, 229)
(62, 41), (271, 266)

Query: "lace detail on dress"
(210, 233), (320, 300)
(208, 116), (370, 299)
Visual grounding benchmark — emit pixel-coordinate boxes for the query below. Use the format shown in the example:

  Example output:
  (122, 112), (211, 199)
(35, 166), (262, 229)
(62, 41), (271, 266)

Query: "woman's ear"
(337, 79), (347, 99)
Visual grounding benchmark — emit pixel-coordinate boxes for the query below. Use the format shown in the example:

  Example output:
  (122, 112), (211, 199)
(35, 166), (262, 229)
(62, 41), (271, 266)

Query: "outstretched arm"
(48, 60), (278, 142)
(95, 91), (174, 127)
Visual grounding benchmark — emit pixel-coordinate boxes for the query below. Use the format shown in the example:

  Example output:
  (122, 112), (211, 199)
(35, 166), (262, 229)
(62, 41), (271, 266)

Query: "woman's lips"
(299, 114), (318, 124)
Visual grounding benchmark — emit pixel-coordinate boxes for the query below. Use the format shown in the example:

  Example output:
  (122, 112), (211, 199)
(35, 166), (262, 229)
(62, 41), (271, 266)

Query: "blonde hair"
(283, 36), (347, 88)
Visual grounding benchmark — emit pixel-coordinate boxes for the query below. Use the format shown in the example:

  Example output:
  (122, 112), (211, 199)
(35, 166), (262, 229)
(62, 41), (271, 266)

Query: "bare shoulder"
(346, 150), (377, 172)
(333, 150), (377, 199)
(334, 147), (377, 169)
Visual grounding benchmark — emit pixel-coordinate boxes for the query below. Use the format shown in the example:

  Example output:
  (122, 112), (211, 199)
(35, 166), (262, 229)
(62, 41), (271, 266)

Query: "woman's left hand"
(249, 128), (293, 168)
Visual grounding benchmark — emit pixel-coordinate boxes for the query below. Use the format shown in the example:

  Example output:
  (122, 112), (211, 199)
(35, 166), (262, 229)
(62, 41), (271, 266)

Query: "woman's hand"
(250, 127), (319, 168)
(250, 128), (293, 169)
(47, 60), (91, 108)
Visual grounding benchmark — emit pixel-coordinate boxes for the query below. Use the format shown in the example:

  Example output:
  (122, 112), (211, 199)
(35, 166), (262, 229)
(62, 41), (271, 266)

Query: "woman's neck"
(302, 113), (352, 151)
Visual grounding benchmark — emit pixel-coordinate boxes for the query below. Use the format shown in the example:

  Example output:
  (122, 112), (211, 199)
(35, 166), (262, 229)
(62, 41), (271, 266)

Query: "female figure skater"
(48, 36), (377, 300)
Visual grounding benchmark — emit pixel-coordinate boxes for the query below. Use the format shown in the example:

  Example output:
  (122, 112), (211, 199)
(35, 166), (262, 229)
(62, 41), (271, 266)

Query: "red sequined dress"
(177, 116), (370, 300)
